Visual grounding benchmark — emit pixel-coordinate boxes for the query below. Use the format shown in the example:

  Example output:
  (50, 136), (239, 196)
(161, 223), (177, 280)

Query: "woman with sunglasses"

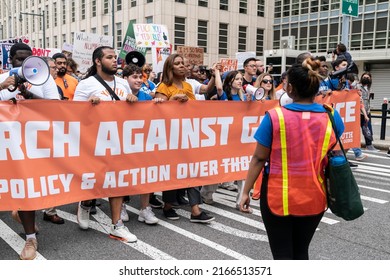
(253, 73), (276, 100)
(141, 64), (156, 98)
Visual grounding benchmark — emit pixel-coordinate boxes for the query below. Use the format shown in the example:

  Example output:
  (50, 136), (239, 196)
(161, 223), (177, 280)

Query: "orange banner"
(0, 92), (360, 211)
(315, 89), (361, 148)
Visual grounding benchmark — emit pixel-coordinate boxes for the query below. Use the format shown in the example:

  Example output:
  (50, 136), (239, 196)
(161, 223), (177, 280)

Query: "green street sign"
(342, 0), (358, 17)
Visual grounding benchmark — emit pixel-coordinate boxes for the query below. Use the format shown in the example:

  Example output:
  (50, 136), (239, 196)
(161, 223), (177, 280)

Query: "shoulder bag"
(94, 74), (120, 100)
(325, 106), (364, 221)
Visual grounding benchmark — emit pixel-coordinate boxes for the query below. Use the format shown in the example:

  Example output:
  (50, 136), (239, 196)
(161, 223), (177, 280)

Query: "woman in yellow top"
(155, 53), (214, 223)
(155, 54), (195, 101)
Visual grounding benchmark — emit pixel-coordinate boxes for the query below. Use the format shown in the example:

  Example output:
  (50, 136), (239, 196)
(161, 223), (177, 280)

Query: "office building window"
(92, 0), (97, 17)
(198, 20), (208, 53)
(320, 0), (330, 11)
(310, 0), (319, 13)
(131, 0), (136, 7)
(62, 34), (66, 44)
(275, 0), (281, 18)
(301, 0), (309, 14)
(198, 0), (208, 7)
(330, 0), (339, 10)
(46, 5), (49, 29)
(146, 16), (153, 24)
(238, 26), (247, 52)
(176, 0), (186, 3)
(257, 0), (265, 17)
(219, 23), (228, 55)
(54, 36), (58, 48)
(256, 28), (264, 56)
(103, 25), (109, 36)
(117, 0), (122, 11)
(71, 32), (74, 44)
(104, 0), (109, 14)
(62, 0), (66, 24)
(239, 0), (247, 14)
(220, 0), (228, 11)
(71, 0), (75, 22)
(292, 0), (299, 15)
(116, 23), (122, 49)
(147, 0), (153, 3)
(81, 0), (86, 20)
(174, 17), (186, 50)
(91, 27), (97, 34)
(53, 2), (58, 27)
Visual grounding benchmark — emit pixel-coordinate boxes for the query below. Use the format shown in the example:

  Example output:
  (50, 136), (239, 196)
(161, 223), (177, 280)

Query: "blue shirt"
(135, 89), (153, 101)
(254, 103), (345, 148)
(218, 91), (247, 101)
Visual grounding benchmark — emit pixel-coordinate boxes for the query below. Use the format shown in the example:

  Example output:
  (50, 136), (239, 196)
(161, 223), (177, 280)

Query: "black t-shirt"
(242, 76), (256, 87)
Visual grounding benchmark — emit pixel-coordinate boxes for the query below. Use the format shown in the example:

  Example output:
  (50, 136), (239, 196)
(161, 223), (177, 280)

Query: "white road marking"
(57, 209), (176, 260)
(0, 219), (46, 260)
(121, 204), (253, 260)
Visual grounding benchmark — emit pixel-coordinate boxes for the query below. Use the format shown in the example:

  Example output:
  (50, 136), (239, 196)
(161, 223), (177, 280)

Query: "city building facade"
(0, 0), (272, 68)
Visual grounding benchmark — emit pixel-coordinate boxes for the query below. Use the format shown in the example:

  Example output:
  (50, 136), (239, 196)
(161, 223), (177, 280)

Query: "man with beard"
(255, 59), (265, 78)
(73, 46), (138, 243)
(52, 52), (78, 100)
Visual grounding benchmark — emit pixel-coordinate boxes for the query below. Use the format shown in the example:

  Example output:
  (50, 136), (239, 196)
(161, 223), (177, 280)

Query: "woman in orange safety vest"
(239, 57), (345, 260)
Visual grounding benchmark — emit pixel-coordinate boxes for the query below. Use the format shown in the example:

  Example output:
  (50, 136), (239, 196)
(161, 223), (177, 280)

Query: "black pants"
(260, 175), (324, 260)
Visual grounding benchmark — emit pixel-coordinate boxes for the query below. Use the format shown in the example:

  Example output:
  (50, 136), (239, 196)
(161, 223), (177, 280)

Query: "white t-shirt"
(0, 72), (60, 100)
(73, 75), (131, 101)
(185, 78), (205, 100)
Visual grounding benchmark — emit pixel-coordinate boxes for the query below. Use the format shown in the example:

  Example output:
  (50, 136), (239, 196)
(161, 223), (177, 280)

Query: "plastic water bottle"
(330, 155), (346, 166)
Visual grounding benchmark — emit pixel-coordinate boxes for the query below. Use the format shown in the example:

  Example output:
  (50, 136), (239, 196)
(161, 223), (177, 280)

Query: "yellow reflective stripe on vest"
(275, 107), (289, 215)
(318, 117), (333, 192)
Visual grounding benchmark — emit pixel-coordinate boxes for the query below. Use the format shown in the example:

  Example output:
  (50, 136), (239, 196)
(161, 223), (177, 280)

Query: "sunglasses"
(262, 79), (273, 84)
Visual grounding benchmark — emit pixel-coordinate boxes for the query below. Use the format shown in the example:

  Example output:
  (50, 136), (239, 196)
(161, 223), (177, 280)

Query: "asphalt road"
(0, 149), (389, 261)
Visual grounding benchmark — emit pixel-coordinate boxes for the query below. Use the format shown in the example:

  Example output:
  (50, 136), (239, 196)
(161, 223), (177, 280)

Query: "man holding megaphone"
(0, 43), (61, 260)
(0, 43), (60, 101)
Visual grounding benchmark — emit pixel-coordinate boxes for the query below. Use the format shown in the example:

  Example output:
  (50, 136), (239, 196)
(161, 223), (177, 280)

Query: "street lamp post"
(19, 11), (46, 48)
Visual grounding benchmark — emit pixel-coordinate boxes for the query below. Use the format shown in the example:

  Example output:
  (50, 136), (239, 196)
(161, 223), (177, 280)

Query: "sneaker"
(109, 224), (137, 243)
(11, 211), (39, 233)
(163, 208), (180, 220)
(349, 161), (358, 169)
(120, 203), (129, 222)
(366, 145), (380, 152)
(20, 238), (38, 260)
(221, 182), (238, 191)
(355, 153), (368, 161)
(149, 195), (163, 209)
(77, 202), (90, 230)
(190, 211), (215, 223)
(138, 206), (159, 224)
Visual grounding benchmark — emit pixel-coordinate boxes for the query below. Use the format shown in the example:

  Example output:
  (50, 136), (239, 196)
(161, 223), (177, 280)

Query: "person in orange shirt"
(52, 53), (78, 100)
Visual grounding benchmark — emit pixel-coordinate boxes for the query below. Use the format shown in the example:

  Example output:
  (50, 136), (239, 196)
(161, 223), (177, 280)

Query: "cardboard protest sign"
(177, 46), (204, 66)
(220, 58), (238, 73)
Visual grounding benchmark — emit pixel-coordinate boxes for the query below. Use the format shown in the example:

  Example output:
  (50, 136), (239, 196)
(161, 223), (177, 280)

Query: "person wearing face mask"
(358, 72), (379, 152)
